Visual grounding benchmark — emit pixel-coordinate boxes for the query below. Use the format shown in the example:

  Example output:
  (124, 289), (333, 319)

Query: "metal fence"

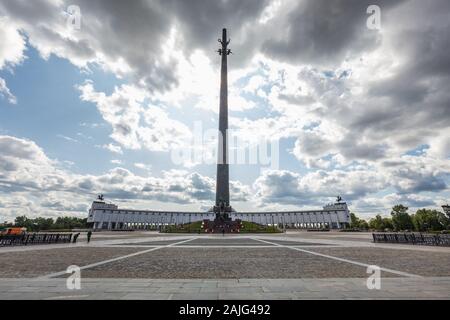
(0, 233), (73, 247)
(373, 233), (450, 246)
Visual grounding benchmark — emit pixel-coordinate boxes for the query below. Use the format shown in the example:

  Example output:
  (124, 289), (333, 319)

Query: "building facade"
(443, 205), (450, 217)
(87, 200), (351, 230)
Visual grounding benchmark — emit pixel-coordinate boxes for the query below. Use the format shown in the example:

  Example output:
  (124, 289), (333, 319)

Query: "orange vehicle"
(0, 227), (27, 235)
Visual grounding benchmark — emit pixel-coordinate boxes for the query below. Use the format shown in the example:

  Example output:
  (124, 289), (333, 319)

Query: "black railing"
(373, 233), (450, 246)
(0, 233), (73, 247)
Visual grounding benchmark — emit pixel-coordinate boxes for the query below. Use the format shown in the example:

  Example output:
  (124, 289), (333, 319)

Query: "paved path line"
(255, 234), (450, 253)
(37, 237), (197, 279)
(0, 235), (195, 253)
(45, 295), (91, 300)
(115, 245), (276, 248)
(252, 238), (422, 278)
(112, 245), (341, 249)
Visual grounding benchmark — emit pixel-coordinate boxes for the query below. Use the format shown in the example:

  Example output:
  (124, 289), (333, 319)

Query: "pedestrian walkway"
(0, 277), (448, 300)
(1, 232), (449, 299)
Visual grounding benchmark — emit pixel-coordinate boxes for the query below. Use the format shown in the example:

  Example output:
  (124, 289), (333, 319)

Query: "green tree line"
(13, 216), (88, 232)
(350, 205), (450, 232)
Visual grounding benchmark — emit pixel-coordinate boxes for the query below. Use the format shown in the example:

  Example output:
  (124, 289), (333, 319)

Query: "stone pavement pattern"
(0, 231), (449, 299)
(0, 247), (144, 278)
(77, 247), (375, 279)
(0, 278), (449, 300)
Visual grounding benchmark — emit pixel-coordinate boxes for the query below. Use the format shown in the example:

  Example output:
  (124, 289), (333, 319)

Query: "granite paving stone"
(0, 247), (144, 278)
(1, 233), (449, 299)
(78, 248), (373, 278)
(306, 247), (450, 277)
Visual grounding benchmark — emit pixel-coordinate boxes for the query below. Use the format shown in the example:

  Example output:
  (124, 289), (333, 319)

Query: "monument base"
(203, 216), (241, 233)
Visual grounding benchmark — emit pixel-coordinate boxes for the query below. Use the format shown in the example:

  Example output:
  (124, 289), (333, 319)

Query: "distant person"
(87, 230), (92, 243)
(73, 233), (80, 243)
(222, 228), (225, 237)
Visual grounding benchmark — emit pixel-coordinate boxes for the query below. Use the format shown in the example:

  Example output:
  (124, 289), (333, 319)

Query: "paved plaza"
(0, 231), (449, 299)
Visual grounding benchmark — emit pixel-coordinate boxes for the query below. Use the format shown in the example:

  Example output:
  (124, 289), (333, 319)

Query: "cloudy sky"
(0, 0), (449, 221)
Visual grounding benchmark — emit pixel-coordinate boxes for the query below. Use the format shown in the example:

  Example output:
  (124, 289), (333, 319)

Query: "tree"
(391, 205), (414, 231)
(368, 214), (394, 231)
(369, 215), (380, 230)
(359, 220), (369, 230)
(382, 217), (394, 230)
(350, 212), (369, 230)
(33, 217), (54, 231)
(413, 209), (447, 232)
(14, 215), (88, 231)
(54, 217), (87, 229)
(14, 216), (34, 230)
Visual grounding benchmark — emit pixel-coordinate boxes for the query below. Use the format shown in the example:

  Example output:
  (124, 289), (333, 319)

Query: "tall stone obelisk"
(215, 28), (232, 216)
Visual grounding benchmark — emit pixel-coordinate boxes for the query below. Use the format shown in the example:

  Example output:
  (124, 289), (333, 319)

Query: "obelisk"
(215, 28), (232, 215)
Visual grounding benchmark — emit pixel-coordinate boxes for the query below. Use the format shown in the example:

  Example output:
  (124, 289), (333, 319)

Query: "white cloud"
(0, 16), (26, 70)
(0, 77), (17, 104)
(134, 163), (152, 172)
(0, 0), (449, 219)
(252, 152), (450, 213)
(0, 14), (27, 105)
(57, 134), (78, 143)
(101, 143), (123, 155)
(78, 81), (192, 152)
(253, 169), (387, 208)
(0, 135), (250, 220)
(353, 193), (442, 218)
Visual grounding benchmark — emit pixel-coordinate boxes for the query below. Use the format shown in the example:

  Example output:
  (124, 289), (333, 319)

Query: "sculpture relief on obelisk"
(215, 28), (232, 214)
